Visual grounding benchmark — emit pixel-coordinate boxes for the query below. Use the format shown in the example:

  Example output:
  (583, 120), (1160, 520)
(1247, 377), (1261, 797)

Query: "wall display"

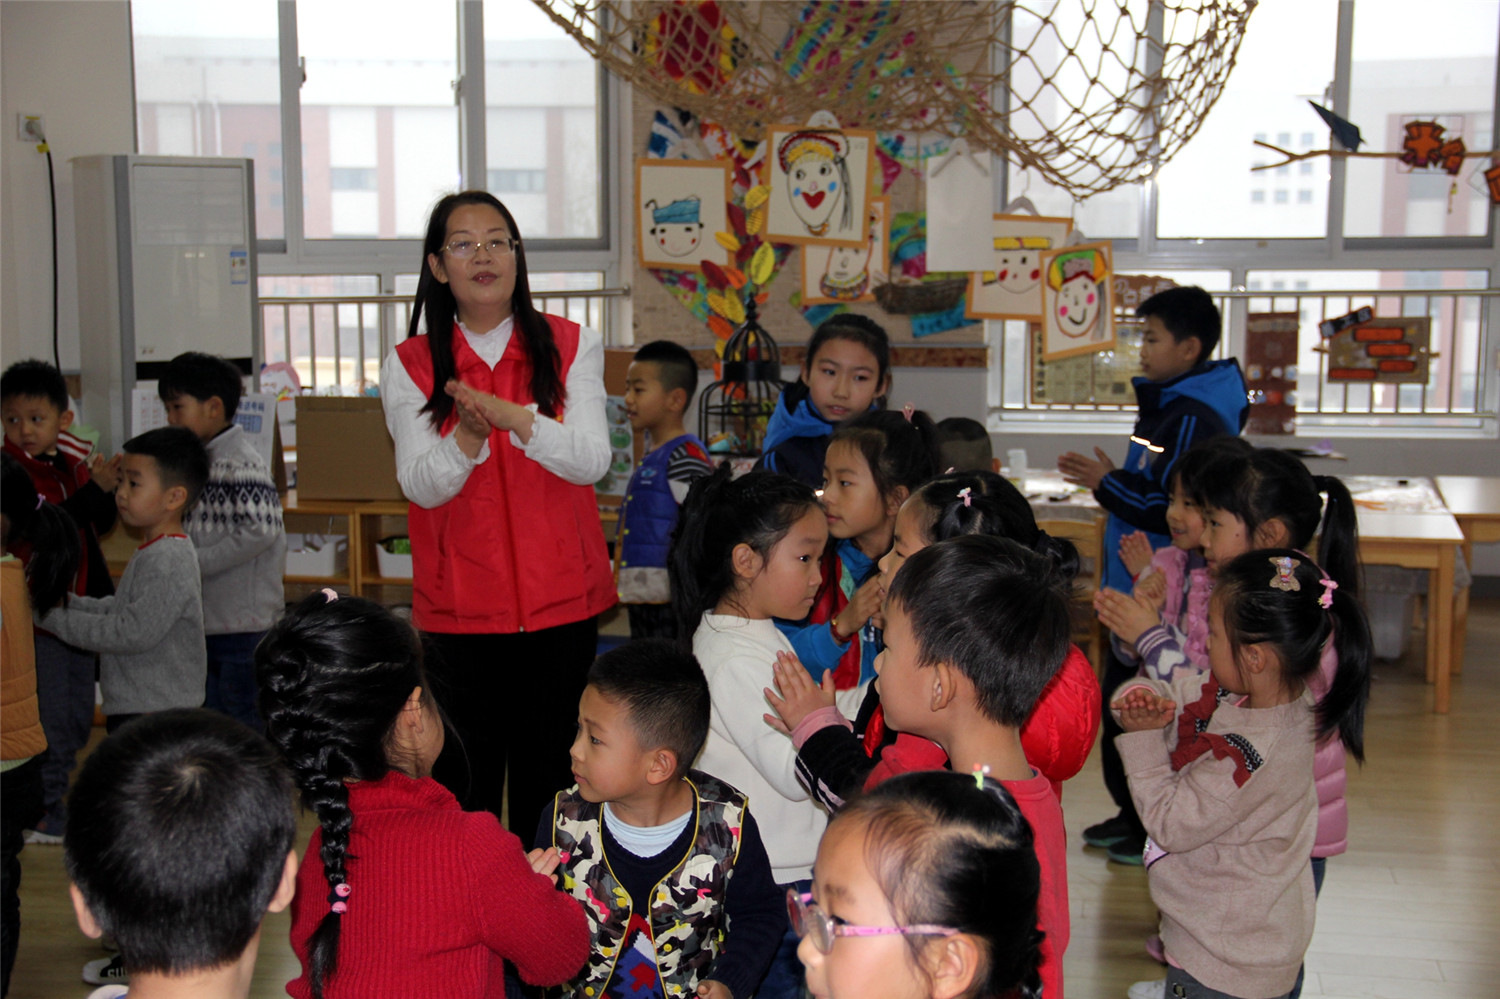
(1112, 273), (1179, 313)
(1245, 312), (1299, 435)
(635, 158), (733, 271)
(1327, 316), (1431, 384)
(923, 142), (994, 272)
(1039, 241), (1114, 361)
(1030, 321), (1143, 405)
(801, 197), (890, 305)
(965, 214), (1073, 322)
(764, 122), (877, 247)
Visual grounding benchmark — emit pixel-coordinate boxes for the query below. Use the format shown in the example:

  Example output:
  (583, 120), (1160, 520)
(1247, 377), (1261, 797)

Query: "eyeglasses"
(787, 890), (958, 955)
(443, 237), (517, 259)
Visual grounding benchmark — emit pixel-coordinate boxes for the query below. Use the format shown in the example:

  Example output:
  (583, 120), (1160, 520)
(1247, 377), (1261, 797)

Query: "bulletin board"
(1030, 322), (1143, 406)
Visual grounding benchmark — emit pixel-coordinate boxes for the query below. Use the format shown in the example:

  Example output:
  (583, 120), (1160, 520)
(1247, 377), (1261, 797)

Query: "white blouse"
(380, 316), (610, 509)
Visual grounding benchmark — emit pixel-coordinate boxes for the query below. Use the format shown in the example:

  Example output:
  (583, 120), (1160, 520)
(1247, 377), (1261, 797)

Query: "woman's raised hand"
(446, 378), (538, 446)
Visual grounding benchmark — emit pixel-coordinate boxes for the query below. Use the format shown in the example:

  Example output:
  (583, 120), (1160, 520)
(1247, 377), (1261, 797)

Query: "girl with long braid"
(255, 592), (587, 999)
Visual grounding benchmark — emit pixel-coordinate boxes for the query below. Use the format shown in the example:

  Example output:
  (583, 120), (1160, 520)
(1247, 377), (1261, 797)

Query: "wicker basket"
(874, 277), (970, 315)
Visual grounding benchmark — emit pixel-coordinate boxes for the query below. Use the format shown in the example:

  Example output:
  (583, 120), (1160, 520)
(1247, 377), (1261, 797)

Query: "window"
(1275, 189), (1289, 204)
(1298, 189), (1314, 204)
(1251, 189), (1266, 203)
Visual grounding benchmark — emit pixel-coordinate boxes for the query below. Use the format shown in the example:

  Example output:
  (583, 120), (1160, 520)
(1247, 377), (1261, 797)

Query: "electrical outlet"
(17, 113), (44, 142)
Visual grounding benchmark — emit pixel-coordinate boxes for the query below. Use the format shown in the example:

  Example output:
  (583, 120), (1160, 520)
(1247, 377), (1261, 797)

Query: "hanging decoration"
(531, 0), (1258, 200)
(1039, 243), (1115, 362)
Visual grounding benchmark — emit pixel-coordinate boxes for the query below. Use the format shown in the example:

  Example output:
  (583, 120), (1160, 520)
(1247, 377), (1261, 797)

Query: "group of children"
(2, 282), (1374, 999)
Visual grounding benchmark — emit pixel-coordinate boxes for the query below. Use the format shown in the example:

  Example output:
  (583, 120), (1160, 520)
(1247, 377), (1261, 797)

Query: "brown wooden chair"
(1036, 515), (1107, 677)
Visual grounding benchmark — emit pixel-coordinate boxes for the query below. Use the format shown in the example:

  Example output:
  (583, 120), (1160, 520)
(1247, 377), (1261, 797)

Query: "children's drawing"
(1039, 241), (1114, 361)
(1326, 316), (1430, 384)
(636, 159), (732, 271)
(765, 121), (876, 248)
(965, 214), (1074, 321)
(801, 198), (889, 305)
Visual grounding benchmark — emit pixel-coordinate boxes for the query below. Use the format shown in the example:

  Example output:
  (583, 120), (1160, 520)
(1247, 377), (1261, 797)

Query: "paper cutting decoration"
(802, 198), (889, 305)
(966, 214), (1073, 321)
(1327, 317), (1430, 384)
(636, 159), (733, 271)
(765, 121), (876, 248)
(1245, 313), (1299, 435)
(1039, 242), (1114, 361)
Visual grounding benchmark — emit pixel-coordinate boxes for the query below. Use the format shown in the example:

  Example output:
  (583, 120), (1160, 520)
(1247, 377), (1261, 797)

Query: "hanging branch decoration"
(701, 182), (788, 355)
(1253, 130), (1496, 180)
(531, 0), (1258, 200)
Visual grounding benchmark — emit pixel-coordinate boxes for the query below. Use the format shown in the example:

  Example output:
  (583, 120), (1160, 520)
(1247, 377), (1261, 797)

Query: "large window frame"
(986, 0), (1500, 438)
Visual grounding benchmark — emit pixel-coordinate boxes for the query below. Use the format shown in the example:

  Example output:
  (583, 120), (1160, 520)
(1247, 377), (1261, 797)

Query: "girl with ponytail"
(255, 593), (587, 999)
(1111, 549), (1371, 999)
(766, 470), (1101, 806)
(380, 191), (613, 841)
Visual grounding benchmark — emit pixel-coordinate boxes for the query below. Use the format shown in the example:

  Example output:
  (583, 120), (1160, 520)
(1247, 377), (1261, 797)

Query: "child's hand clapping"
(1112, 685), (1177, 732)
(525, 846), (563, 884)
(1119, 531), (1155, 578)
(834, 576), (884, 641)
(1094, 585), (1163, 647)
(763, 651), (836, 735)
(696, 982), (732, 999)
(1057, 448), (1115, 490)
(1134, 571), (1167, 610)
(88, 452), (122, 492)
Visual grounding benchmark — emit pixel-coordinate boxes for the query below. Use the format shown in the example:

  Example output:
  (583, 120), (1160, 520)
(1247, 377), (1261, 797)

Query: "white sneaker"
(1127, 980), (1166, 999)
(82, 954), (129, 986)
(22, 827), (62, 845)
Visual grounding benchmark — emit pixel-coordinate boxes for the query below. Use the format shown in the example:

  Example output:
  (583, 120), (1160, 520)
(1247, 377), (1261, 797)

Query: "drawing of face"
(996, 248), (1043, 294)
(650, 222), (704, 258)
(826, 242), (872, 285)
(789, 151), (842, 234)
(1056, 274), (1101, 338)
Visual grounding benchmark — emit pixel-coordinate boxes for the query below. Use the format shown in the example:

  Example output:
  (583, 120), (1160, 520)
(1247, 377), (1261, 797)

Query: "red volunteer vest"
(395, 316), (615, 634)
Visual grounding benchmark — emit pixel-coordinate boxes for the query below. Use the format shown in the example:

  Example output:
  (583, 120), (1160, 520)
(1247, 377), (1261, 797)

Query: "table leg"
(1424, 586), (1437, 685)
(1452, 539), (1473, 676)
(1434, 545), (1454, 715)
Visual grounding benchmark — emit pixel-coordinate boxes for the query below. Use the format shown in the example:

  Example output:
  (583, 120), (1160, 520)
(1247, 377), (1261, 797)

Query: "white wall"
(1, 0), (135, 372)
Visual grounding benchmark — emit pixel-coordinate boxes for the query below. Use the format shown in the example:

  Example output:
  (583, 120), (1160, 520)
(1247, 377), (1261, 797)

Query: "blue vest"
(617, 434), (705, 604)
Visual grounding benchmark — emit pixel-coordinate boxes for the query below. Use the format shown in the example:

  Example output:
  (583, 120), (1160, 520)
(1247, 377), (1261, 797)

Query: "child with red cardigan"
(256, 592), (588, 998)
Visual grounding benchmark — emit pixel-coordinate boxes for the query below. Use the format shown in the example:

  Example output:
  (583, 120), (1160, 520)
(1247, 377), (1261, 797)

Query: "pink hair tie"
(1318, 577), (1338, 609)
(329, 882), (351, 913)
(901, 403), (914, 422)
(321, 587), (339, 602)
(957, 487), (972, 508)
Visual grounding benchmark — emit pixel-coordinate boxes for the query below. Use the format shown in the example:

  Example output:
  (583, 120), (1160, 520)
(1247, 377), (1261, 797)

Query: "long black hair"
(910, 470), (1079, 583)
(839, 771), (1044, 999)
(255, 594), (431, 998)
(408, 191), (564, 430)
(829, 408), (939, 510)
(1214, 549), (1372, 760)
(1, 451), (80, 610)
(803, 313), (892, 404)
(667, 465), (820, 645)
(1194, 446), (1362, 599)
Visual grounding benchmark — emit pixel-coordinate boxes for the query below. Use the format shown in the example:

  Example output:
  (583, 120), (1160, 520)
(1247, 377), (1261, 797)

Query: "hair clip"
(944, 466), (956, 474)
(957, 487), (972, 508)
(328, 882), (351, 914)
(1318, 577), (1338, 609)
(901, 403), (915, 422)
(1268, 556), (1300, 592)
(321, 587), (339, 603)
(34, 493), (44, 511)
(971, 763), (992, 790)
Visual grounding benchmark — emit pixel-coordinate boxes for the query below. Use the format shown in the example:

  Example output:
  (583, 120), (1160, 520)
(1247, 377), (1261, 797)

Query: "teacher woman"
(381, 191), (615, 836)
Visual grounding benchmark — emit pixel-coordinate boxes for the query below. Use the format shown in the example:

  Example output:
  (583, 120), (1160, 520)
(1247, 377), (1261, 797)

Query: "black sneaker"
(82, 954), (128, 986)
(1082, 813), (1136, 848)
(1107, 829), (1148, 865)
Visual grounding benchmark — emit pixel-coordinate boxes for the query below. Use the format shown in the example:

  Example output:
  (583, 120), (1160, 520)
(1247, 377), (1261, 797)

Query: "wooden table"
(1356, 508), (1467, 714)
(1435, 476), (1500, 673)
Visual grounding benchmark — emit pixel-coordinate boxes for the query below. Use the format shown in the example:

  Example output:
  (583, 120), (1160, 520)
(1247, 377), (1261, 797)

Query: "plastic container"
(375, 536), (413, 580)
(1365, 565), (1421, 661)
(285, 533), (348, 577)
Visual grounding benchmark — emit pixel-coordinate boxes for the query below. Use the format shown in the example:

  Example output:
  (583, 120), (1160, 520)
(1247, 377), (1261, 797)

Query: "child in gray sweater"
(39, 427), (210, 732)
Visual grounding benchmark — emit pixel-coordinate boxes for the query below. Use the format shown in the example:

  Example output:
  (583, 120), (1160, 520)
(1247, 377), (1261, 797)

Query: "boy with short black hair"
(39, 427), (210, 734)
(1057, 284), (1247, 864)
(1, 358), (119, 844)
(539, 639), (784, 999)
(64, 708), (298, 998)
(933, 416), (994, 473)
(158, 352), (285, 730)
(879, 534), (1073, 999)
(616, 341), (713, 639)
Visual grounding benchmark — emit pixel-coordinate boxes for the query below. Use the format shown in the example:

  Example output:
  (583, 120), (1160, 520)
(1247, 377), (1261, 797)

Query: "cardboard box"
(294, 397), (404, 501)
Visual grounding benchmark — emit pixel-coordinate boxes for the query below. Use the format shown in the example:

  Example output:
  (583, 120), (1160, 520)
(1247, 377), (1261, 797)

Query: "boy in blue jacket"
(1057, 285), (1246, 864)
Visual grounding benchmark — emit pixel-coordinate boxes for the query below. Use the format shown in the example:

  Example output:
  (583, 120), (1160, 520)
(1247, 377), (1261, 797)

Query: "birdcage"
(697, 298), (783, 458)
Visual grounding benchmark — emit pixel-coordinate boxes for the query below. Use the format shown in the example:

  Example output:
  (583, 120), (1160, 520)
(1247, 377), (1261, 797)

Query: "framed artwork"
(801, 197), (890, 305)
(1245, 312), (1300, 435)
(965, 214), (1074, 321)
(764, 123), (877, 248)
(1327, 316), (1431, 383)
(635, 159), (733, 271)
(1039, 241), (1114, 362)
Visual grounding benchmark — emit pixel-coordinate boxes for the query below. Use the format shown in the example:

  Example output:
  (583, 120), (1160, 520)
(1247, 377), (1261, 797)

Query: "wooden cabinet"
(283, 490), (411, 600)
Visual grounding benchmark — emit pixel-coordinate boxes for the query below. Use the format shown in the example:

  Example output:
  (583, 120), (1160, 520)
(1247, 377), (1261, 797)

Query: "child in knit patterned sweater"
(159, 352), (285, 730)
(1112, 549), (1371, 999)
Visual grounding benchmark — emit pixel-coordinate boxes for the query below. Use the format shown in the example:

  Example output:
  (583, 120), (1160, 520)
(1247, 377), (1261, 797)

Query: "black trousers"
(2, 757), (44, 997)
(1098, 645), (1146, 837)
(424, 617), (598, 840)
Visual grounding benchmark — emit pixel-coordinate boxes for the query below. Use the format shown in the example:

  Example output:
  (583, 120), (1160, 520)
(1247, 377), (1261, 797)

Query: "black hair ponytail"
(1, 452), (80, 610)
(668, 466), (819, 647)
(1215, 549), (1372, 761)
(1312, 475), (1361, 601)
(830, 409), (939, 508)
(409, 191), (564, 431)
(255, 594), (429, 998)
(913, 470), (1080, 584)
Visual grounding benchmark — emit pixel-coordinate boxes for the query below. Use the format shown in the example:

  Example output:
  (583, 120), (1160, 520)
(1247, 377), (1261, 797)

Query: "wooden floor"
(10, 599), (1500, 999)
